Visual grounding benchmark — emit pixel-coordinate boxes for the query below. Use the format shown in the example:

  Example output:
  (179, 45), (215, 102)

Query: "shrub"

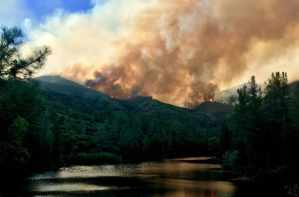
(222, 151), (237, 170)
(66, 152), (122, 165)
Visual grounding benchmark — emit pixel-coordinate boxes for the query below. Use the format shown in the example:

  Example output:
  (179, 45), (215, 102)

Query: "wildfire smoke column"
(54, 0), (299, 107)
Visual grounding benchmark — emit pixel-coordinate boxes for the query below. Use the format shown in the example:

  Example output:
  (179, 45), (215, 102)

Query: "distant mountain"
(214, 83), (265, 103)
(119, 96), (219, 125)
(193, 101), (234, 120)
(37, 75), (111, 101)
(36, 75), (299, 126)
(215, 80), (299, 103)
(36, 75), (222, 126)
(37, 75), (83, 88)
(289, 80), (299, 96)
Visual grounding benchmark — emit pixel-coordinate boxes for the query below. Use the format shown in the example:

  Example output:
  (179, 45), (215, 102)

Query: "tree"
(0, 25), (51, 181)
(147, 121), (156, 136)
(148, 133), (165, 159)
(218, 124), (231, 157)
(79, 120), (86, 135)
(245, 76), (263, 169)
(39, 110), (53, 156)
(0, 26), (51, 80)
(95, 124), (109, 150)
(290, 82), (299, 131)
(263, 72), (289, 167)
(287, 82), (299, 179)
(229, 72), (299, 183)
(230, 76), (263, 174)
(52, 120), (63, 166)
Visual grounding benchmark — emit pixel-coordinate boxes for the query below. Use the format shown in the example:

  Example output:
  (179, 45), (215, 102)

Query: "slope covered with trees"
(36, 75), (222, 164)
(0, 26), (224, 194)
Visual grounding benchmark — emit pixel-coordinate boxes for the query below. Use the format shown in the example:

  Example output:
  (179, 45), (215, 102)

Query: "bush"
(222, 151), (237, 170)
(66, 152), (122, 165)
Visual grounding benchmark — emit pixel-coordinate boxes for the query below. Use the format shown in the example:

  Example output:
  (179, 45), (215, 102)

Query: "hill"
(193, 101), (234, 120)
(37, 76), (299, 125)
(37, 75), (111, 101)
(214, 83), (265, 103)
(120, 96), (219, 125)
(36, 75), (221, 126)
(215, 80), (299, 103)
(288, 80), (299, 96)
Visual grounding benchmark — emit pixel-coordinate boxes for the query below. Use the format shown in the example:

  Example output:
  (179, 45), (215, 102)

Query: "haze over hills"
(38, 75), (111, 101)
(214, 83), (265, 103)
(215, 80), (299, 103)
(37, 75), (299, 124)
(36, 75), (227, 126)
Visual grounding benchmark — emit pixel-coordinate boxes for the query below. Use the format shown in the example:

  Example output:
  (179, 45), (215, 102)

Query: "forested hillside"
(32, 75), (222, 169)
(38, 75), (221, 126)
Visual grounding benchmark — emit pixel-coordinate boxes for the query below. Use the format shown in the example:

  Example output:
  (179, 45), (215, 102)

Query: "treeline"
(216, 73), (299, 188)
(0, 78), (220, 174)
(27, 103), (219, 171)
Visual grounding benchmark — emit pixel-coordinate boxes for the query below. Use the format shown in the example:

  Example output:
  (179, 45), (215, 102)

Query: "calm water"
(18, 157), (286, 197)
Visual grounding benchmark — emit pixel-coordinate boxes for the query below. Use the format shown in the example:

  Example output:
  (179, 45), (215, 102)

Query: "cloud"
(20, 0), (299, 107)
(0, 0), (33, 28)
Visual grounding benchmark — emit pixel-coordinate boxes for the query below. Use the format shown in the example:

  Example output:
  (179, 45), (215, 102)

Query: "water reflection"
(18, 157), (286, 197)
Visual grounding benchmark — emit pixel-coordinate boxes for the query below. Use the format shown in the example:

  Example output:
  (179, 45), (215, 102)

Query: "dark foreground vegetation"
(216, 73), (299, 195)
(1, 26), (299, 195)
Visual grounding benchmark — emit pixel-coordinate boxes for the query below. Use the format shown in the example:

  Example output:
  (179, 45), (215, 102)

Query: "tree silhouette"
(0, 26), (51, 80)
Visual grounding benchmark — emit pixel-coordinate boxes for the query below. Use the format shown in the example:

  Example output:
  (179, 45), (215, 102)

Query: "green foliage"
(218, 124), (232, 156)
(66, 152), (122, 165)
(222, 151), (237, 170)
(11, 116), (29, 138)
(0, 26), (51, 80)
(0, 26), (51, 178)
(52, 121), (63, 166)
(227, 72), (299, 186)
(208, 136), (219, 155)
(148, 133), (166, 159)
(193, 101), (234, 120)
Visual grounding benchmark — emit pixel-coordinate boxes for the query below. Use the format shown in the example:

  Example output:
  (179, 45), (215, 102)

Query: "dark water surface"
(18, 157), (286, 197)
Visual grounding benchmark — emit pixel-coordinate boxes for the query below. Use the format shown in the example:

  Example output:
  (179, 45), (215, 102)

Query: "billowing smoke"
(183, 83), (218, 107)
(85, 72), (107, 88)
(28, 0), (299, 107)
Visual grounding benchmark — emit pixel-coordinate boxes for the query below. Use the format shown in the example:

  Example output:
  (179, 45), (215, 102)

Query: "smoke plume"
(28, 0), (299, 107)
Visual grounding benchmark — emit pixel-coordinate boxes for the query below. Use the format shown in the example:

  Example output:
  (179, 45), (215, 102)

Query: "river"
(18, 157), (287, 197)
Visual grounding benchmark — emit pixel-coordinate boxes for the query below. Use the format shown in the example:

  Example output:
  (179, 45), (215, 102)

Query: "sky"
(1, 0), (299, 107)
(0, 0), (105, 27)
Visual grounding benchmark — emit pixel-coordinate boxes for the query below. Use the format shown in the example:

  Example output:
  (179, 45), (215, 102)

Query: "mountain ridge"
(36, 75), (228, 125)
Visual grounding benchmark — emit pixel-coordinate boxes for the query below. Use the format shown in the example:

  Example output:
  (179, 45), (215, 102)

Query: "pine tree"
(0, 26), (51, 80)
(263, 72), (289, 167)
(52, 121), (63, 166)
(39, 110), (53, 157)
(79, 120), (86, 135)
(0, 26), (51, 179)
(95, 124), (108, 150)
(218, 124), (231, 157)
(245, 76), (263, 170)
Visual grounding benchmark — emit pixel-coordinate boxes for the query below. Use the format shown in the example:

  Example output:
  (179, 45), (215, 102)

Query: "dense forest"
(0, 26), (223, 181)
(1, 26), (299, 194)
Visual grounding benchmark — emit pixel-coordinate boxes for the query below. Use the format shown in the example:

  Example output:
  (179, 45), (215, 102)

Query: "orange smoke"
(59, 0), (299, 108)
